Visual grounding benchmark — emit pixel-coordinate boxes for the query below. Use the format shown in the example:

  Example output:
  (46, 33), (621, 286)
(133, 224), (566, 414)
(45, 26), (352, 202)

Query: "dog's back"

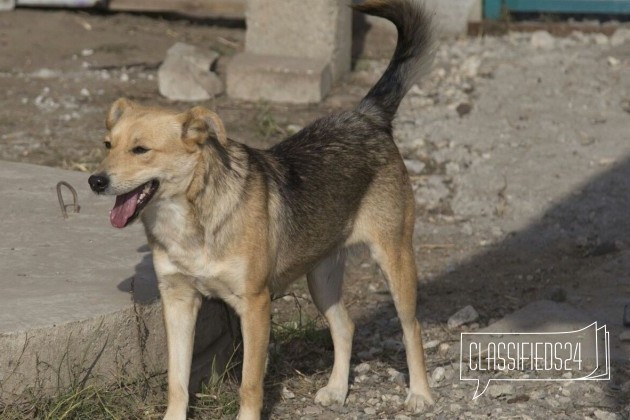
(258, 0), (434, 287)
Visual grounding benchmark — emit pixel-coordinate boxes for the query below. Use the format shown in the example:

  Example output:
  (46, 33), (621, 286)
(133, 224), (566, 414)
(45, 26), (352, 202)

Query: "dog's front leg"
(237, 290), (271, 420)
(159, 277), (202, 420)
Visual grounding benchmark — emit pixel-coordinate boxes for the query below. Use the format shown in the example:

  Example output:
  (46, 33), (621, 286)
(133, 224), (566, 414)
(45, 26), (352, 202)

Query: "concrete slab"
(245, 0), (351, 83)
(0, 161), (237, 400)
(227, 52), (332, 104)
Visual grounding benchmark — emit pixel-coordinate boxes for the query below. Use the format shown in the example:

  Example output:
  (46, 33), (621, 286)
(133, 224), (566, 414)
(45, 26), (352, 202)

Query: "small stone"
(30, 68), (59, 79)
(611, 28), (630, 47)
(120, 73), (129, 82)
(158, 42), (223, 101)
(432, 366), (445, 382)
(445, 162), (460, 175)
(608, 56), (620, 67)
(487, 384), (515, 398)
(354, 362), (371, 374)
(594, 409), (620, 420)
(304, 405), (322, 415)
(364, 407), (376, 415)
(619, 331), (630, 342)
(286, 124), (303, 134)
(424, 339), (440, 349)
(394, 415), (411, 420)
(386, 368), (406, 386)
(593, 33), (609, 45)
(531, 30), (555, 50)
(456, 103), (472, 117)
(404, 159), (426, 174)
(282, 386), (295, 399)
(460, 55), (481, 78)
(80, 88), (90, 97)
(81, 48), (94, 57)
(447, 305), (479, 328)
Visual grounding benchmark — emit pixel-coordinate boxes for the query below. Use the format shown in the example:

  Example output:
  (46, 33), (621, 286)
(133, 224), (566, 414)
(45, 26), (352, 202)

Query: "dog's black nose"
(88, 174), (109, 193)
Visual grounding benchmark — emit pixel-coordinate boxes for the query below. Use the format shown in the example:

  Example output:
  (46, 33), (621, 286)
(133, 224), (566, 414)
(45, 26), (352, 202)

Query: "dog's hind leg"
(307, 250), (354, 406)
(367, 207), (434, 413)
(159, 277), (203, 420)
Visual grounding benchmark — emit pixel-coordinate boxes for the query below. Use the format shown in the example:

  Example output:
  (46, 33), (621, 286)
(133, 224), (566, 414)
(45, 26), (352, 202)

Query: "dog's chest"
(146, 201), (248, 300)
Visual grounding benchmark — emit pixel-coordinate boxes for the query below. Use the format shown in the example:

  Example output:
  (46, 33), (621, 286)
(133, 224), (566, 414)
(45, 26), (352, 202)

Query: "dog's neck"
(143, 139), (250, 257)
(188, 139), (249, 231)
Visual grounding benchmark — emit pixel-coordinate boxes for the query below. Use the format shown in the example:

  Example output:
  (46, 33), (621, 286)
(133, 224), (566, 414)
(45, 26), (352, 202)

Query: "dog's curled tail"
(354, 0), (434, 126)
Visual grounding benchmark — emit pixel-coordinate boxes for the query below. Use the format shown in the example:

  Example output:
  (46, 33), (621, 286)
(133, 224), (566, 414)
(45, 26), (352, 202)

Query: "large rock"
(158, 42), (224, 101)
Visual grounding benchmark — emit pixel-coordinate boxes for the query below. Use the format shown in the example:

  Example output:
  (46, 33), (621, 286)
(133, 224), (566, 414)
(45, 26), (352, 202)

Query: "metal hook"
(56, 181), (80, 219)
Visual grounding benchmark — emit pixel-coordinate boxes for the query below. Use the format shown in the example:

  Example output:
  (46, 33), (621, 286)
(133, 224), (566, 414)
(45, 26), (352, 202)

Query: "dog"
(89, 0), (434, 418)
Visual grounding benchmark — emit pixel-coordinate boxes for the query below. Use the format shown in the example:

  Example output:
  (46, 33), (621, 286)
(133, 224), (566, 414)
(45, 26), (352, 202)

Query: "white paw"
(314, 385), (348, 406)
(404, 391), (434, 413)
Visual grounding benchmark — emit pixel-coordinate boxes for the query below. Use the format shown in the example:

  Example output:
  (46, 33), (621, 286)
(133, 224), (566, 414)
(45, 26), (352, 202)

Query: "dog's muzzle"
(88, 173), (109, 193)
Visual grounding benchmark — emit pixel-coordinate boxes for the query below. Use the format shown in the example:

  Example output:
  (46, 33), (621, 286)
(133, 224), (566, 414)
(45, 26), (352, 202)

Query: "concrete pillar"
(227, 0), (352, 104)
(0, 0), (15, 11)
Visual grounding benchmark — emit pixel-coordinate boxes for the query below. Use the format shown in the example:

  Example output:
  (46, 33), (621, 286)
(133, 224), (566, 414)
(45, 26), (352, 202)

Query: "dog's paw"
(314, 385), (348, 407)
(404, 391), (434, 413)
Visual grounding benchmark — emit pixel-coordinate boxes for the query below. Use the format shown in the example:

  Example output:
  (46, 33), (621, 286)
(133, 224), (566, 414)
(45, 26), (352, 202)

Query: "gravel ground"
(1, 8), (629, 419)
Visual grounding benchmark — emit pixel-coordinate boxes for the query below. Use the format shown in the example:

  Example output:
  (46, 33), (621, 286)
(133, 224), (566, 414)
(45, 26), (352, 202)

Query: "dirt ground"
(1, 7), (630, 420)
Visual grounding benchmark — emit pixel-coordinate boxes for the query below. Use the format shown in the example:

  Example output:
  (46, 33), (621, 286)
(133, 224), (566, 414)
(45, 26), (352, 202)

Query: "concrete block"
(245, 0), (351, 83)
(0, 0), (15, 11)
(227, 52), (332, 104)
(0, 161), (238, 399)
(158, 42), (224, 102)
(424, 0), (482, 36)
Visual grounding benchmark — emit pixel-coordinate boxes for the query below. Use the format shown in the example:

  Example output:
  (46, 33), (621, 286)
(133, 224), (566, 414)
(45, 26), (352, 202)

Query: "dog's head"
(89, 98), (227, 228)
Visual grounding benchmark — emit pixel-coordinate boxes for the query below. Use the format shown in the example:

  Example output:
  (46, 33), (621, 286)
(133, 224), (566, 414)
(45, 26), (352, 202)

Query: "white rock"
(608, 56), (620, 67)
(282, 386), (295, 399)
(30, 68), (59, 79)
(594, 409), (620, 420)
(460, 55), (482, 78)
(611, 28), (630, 47)
(447, 305), (479, 328)
(432, 366), (445, 382)
(593, 33), (609, 46)
(487, 383), (515, 398)
(158, 42), (223, 101)
(404, 159), (426, 174)
(531, 31), (555, 50)
(286, 124), (303, 134)
(424, 339), (440, 349)
(364, 407), (376, 415)
(354, 362), (371, 374)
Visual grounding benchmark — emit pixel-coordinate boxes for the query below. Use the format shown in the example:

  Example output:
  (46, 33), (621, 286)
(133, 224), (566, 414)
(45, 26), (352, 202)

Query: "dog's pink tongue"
(110, 189), (141, 228)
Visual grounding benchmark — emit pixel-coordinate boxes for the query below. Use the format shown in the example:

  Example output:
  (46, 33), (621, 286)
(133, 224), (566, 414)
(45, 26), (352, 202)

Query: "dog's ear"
(181, 106), (228, 150)
(106, 98), (136, 130)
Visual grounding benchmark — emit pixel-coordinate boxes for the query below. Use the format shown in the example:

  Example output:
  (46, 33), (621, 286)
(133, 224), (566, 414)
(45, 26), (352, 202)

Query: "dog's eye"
(132, 146), (150, 155)
(104, 141), (112, 149)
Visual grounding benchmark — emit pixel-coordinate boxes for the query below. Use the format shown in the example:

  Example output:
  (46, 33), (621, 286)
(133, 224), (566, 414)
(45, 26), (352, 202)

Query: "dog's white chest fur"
(145, 199), (247, 305)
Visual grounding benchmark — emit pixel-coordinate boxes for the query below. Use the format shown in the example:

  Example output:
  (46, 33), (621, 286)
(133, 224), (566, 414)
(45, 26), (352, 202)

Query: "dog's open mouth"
(110, 180), (159, 228)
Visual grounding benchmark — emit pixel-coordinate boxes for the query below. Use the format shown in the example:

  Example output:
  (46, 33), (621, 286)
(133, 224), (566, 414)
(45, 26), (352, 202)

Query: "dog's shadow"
(117, 245), (241, 404)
